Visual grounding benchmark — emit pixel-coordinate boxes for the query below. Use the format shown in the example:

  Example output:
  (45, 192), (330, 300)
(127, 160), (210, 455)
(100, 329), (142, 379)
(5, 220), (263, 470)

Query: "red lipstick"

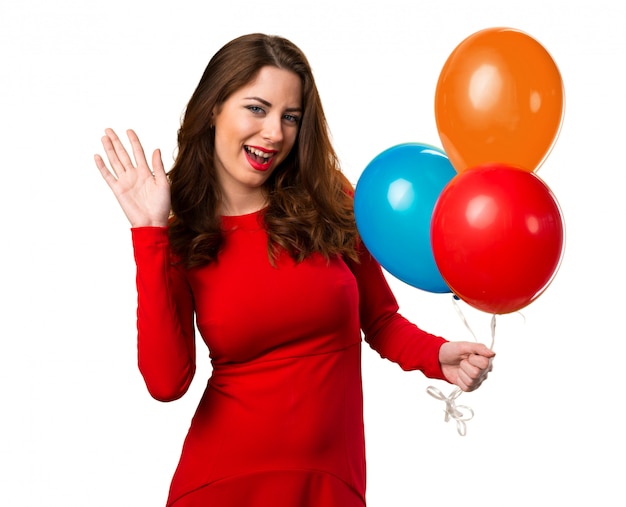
(244, 145), (277, 172)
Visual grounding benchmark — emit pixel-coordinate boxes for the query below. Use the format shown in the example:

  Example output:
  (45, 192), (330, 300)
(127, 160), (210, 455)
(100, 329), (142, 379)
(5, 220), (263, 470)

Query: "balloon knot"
(426, 386), (474, 436)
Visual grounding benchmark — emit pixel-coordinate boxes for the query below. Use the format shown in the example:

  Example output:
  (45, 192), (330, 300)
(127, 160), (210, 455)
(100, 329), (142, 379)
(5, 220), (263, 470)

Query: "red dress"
(131, 210), (447, 506)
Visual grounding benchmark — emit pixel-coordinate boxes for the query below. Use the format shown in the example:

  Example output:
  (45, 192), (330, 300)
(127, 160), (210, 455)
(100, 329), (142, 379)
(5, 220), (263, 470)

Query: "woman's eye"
(246, 105), (265, 114)
(283, 114), (300, 124)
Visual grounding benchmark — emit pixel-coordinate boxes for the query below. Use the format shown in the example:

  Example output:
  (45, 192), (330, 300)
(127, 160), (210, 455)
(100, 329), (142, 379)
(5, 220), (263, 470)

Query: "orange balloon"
(435, 28), (564, 173)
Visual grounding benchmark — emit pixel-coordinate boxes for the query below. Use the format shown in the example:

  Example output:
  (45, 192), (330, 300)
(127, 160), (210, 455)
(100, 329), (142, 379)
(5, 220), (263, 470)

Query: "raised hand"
(95, 128), (171, 227)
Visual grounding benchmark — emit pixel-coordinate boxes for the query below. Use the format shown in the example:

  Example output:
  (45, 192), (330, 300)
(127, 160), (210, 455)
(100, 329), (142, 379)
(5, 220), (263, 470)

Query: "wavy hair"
(168, 33), (359, 268)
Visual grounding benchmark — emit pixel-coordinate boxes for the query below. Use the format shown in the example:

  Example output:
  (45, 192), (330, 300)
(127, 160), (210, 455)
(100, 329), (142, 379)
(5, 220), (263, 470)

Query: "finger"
(467, 353), (491, 370)
(463, 357), (492, 384)
(459, 366), (486, 392)
(466, 355), (494, 381)
(466, 379), (483, 392)
(459, 360), (480, 382)
(152, 148), (167, 182)
(94, 153), (119, 189)
(467, 343), (496, 359)
(99, 135), (123, 178)
(455, 375), (471, 392)
(126, 129), (151, 173)
(103, 128), (135, 173)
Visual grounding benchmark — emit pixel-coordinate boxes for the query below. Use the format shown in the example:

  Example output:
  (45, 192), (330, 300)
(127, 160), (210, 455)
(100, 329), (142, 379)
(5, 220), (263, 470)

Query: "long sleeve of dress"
(346, 246), (448, 381)
(132, 227), (196, 402)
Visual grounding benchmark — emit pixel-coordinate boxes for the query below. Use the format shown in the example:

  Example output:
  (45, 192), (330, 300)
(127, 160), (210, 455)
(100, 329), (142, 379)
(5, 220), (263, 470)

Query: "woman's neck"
(219, 190), (268, 216)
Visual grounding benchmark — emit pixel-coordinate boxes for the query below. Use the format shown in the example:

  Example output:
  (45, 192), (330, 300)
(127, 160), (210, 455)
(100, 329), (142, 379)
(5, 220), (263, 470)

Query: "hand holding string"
(428, 298), (497, 436)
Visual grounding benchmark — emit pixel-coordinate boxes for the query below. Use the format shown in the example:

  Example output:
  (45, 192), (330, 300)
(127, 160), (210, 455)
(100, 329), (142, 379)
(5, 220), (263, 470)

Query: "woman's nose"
(261, 115), (284, 143)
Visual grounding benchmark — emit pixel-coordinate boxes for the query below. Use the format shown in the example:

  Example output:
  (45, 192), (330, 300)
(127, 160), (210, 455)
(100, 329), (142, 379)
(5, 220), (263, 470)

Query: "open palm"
(95, 128), (171, 227)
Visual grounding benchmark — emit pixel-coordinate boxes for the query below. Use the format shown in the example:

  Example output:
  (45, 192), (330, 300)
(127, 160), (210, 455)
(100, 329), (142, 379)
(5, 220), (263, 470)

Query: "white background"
(1, 0), (624, 505)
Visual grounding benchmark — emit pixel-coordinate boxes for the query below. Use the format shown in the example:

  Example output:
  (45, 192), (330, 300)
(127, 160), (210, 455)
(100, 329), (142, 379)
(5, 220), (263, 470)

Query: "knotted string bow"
(426, 296), (497, 436)
(426, 385), (474, 436)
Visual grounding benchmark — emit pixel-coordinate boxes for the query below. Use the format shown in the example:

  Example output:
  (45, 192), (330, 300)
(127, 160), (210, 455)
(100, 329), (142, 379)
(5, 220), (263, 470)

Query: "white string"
(426, 296), (496, 436)
(426, 385), (474, 436)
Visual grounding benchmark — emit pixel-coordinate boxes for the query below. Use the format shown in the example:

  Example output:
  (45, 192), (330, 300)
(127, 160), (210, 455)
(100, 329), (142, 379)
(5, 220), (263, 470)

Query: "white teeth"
(247, 146), (271, 158)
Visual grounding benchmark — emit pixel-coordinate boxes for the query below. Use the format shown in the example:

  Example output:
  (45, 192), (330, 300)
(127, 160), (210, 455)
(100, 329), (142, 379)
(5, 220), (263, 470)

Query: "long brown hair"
(168, 33), (358, 268)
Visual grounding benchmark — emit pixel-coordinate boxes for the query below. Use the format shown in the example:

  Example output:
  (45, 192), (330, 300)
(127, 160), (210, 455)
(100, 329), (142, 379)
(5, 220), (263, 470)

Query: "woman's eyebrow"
(244, 96), (302, 112)
(244, 96), (272, 107)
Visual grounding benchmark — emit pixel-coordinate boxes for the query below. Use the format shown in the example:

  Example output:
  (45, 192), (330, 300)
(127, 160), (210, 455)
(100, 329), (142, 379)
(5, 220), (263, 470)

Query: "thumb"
(463, 342), (495, 358)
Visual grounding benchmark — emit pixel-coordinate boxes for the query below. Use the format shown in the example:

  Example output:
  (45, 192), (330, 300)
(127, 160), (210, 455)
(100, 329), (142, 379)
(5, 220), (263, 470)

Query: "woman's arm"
(95, 128), (195, 400)
(347, 246), (494, 390)
(132, 227), (196, 401)
(346, 246), (448, 380)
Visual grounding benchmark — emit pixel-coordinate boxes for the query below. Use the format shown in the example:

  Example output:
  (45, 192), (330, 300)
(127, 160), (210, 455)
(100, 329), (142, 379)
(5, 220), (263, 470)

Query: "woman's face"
(212, 66), (302, 208)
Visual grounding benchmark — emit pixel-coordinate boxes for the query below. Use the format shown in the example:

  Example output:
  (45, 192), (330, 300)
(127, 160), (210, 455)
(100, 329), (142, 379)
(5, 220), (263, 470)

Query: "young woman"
(95, 33), (494, 507)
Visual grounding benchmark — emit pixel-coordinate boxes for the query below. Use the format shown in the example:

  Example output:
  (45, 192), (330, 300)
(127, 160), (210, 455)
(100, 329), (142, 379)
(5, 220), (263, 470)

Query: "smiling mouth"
(244, 145), (276, 171)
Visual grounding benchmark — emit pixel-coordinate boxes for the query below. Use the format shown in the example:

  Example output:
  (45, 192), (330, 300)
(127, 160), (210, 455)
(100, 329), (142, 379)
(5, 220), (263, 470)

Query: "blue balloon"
(354, 143), (456, 293)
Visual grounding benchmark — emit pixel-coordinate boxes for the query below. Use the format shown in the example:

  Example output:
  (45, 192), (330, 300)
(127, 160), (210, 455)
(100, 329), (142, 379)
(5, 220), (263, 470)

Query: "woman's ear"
(210, 104), (222, 127)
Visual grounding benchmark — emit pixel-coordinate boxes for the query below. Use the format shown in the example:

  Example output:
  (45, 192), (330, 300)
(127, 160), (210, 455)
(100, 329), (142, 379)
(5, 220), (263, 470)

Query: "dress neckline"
(221, 207), (266, 231)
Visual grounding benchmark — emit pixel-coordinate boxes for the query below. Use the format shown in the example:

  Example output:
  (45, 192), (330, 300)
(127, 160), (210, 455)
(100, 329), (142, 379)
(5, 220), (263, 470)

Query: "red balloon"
(431, 165), (564, 314)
